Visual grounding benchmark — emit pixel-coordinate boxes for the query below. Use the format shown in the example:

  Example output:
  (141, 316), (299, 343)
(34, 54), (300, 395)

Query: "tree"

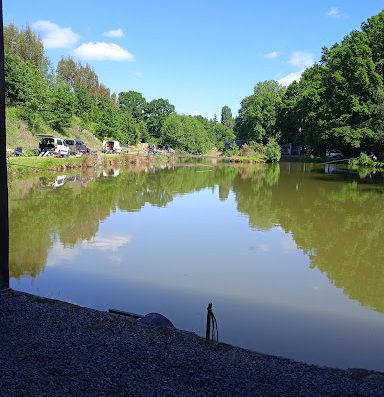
(57, 56), (78, 88)
(74, 84), (93, 121)
(4, 24), (48, 74)
(5, 53), (50, 130)
(94, 94), (120, 140)
(211, 123), (235, 149)
(118, 91), (147, 122)
(221, 105), (235, 130)
(118, 110), (140, 144)
(160, 114), (210, 153)
(320, 30), (382, 150)
(265, 138), (282, 162)
(49, 82), (75, 130)
(236, 80), (285, 143)
(362, 10), (384, 77)
(145, 98), (175, 138)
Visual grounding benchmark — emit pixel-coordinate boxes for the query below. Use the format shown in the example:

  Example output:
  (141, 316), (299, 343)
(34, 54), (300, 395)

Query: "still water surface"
(9, 162), (384, 370)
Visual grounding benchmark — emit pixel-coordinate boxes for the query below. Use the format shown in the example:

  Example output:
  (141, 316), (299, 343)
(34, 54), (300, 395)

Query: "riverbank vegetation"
(4, 10), (384, 166)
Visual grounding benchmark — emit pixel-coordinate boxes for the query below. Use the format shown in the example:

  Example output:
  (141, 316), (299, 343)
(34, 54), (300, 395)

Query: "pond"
(8, 161), (384, 370)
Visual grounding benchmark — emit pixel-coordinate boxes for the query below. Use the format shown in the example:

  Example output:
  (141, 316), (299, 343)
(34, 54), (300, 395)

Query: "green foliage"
(349, 153), (384, 169)
(24, 148), (39, 157)
(74, 85), (93, 121)
(236, 80), (285, 143)
(118, 91), (147, 122)
(160, 114), (210, 154)
(118, 110), (140, 144)
(221, 105), (235, 130)
(211, 123), (235, 149)
(4, 24), (48, 74)
(145, 98), (175, 138)
(225, 142), (240, 157)
(275, 11), (384, 156)
(94, 94), (120, 140)
(265, 138), (282, 163)
(49, 82), (75, 130)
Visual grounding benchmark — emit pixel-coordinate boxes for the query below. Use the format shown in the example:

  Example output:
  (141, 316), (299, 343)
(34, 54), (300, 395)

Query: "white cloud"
(278, 51), (315, 86)
(47, 243), (79, 267)
(257, 243), (270, 253)
(327, 7), (347, 19)
(103, 28), (124, 38)
(73, 42), (134, 61)
(289, 51), (314, 69)
(278, 71), (303, 86)
(264, 51), (279, 59)
(33, 20), (80, 48)
(134, 71), (143, 77)
(81, 234), (132, 251)
(327, 7), (341, 18)
(190, 111), (200, 116)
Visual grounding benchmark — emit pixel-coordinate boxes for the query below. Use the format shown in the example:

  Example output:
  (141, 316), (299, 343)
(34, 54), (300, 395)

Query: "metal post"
(0, 0), (9, 290)
(205, 302), (212, 341)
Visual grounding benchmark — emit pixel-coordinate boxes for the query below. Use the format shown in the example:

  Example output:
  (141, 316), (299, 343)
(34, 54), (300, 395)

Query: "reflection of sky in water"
(12, 186), (384, 371)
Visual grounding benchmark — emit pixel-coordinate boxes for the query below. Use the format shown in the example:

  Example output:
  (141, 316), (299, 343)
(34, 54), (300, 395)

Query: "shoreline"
(1, 288), (384, 396)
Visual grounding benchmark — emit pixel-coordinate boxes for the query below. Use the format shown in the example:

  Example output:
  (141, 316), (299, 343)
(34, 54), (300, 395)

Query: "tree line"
(4, 24), (235, 153)
(235, 10), (384, 159)
(5, 10), (384, 158)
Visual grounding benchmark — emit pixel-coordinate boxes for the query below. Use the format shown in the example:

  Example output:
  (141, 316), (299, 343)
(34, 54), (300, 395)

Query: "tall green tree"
(4, 24), (48, 74)
(145, 98), (175, 138)
(118, 91), (147, 122)
(5, 53), (50, 130)
(236, 80), (285, 143)
(160, 114), (210, 153)
(118, 111), (140, 144)
(94, 94), (120, 140)
(321, 30), (382, 150)
(221, 105), (235, 130)
(49, 82), (75, 130)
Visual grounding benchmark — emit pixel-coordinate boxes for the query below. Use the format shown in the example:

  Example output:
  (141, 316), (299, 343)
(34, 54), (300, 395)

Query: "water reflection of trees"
(9, 163), (384, 312)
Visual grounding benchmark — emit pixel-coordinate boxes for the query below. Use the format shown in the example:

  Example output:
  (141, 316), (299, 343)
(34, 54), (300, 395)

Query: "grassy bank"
(6, 108), (102, 153)
(7, 155), (95, 175)
(7, 153), (176, 176)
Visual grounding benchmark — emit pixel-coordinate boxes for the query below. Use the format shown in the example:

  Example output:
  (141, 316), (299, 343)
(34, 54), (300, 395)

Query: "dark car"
(64, 139), (90, 154)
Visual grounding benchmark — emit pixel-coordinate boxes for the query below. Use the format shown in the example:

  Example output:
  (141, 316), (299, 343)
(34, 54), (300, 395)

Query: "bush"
(265, 138), (281, 163)
(248, 141), (266, 157)
(350, 153), (374, 168)
(241, 143), (251, 156)
(225, 142), (240, 157)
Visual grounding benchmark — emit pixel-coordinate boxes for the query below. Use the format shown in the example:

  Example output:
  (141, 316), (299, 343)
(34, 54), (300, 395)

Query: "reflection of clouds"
(82, 234), (132, 251)
(47, 243), (79, 267)
(281, 237), (297, 252)
(249, 243), (270, 252)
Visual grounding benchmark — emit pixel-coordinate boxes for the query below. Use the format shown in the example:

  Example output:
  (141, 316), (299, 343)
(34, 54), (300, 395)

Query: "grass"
(5, 108), (103, 153)
(7, 156), (89, 175)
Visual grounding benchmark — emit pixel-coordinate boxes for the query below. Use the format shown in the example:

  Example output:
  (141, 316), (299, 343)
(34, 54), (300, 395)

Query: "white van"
(102, 140), (122, 153)
(38, 135), (70, 156)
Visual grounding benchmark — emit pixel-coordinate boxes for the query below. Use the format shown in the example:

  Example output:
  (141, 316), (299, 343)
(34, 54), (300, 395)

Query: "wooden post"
(0, 0), (9, 290)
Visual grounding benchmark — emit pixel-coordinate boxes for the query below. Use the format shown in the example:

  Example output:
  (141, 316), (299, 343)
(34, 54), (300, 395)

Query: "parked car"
(326, 150), (344, 158)
(64, 139), (90, 154)
(102, 140), (122, 153)
(38, 135), (70, 156)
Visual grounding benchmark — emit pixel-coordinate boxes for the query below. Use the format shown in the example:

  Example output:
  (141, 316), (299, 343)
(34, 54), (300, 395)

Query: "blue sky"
(3, 0), (384, 118)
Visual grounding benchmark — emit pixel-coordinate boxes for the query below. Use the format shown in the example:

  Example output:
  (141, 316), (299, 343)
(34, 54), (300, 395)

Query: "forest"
(4, 10), (384, 159)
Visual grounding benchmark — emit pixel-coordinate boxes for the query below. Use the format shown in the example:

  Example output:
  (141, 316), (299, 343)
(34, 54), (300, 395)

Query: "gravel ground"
(1, 289), (384, 396)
